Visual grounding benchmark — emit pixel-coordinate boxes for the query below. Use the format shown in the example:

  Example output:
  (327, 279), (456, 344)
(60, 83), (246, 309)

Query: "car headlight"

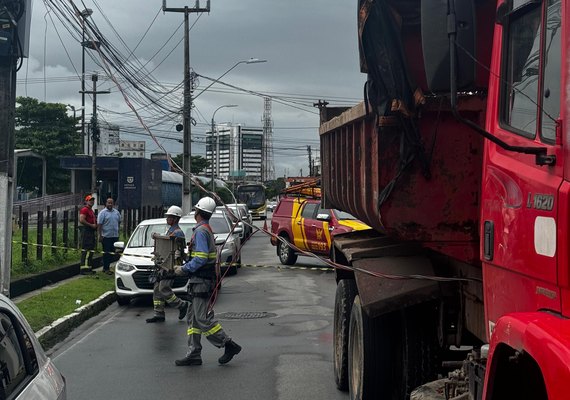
(116, 260), (135, 272)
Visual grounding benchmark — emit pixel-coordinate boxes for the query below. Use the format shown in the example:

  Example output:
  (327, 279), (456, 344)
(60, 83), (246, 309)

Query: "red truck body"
(321, 0), (570, 399)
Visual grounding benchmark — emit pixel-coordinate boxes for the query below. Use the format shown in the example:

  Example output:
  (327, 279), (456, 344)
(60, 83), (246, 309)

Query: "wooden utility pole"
(162, 0), (210, 214)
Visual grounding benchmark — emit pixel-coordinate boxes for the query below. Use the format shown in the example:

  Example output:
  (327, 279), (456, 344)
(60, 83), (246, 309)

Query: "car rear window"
(333, 209), (357, 220)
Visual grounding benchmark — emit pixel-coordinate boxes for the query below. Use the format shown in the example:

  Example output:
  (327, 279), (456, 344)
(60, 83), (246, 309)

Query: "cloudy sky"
(17, 0), (365, 178)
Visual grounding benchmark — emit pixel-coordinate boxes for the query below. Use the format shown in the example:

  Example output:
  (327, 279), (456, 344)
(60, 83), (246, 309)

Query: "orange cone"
(263, 219), (268, 231)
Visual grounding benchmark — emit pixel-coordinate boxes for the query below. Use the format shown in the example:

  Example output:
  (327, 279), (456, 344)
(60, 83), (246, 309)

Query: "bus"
(236, 183), (267, 220)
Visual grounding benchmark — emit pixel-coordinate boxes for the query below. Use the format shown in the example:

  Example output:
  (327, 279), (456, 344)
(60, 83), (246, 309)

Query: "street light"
(193, 58), (267, 100)
(211, 104), (238, 190)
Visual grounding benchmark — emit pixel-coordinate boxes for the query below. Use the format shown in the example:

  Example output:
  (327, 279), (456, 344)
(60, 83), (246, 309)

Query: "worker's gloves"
(174, 265), (185, 276)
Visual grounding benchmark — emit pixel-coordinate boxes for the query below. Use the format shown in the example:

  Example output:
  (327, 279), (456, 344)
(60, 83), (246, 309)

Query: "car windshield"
(180, 215), (231, 238)
(127, 223), (168, 248)
(126, 215), (231, 248)
(333, 209), (358, 220)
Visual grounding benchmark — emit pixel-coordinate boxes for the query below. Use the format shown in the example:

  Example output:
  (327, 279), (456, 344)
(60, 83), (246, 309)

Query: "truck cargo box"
(320, 98), (485, 264)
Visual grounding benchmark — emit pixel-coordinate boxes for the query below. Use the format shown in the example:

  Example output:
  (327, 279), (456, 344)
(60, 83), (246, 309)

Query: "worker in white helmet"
(173, 196), (242, 366)
(146, 205), (190, 323)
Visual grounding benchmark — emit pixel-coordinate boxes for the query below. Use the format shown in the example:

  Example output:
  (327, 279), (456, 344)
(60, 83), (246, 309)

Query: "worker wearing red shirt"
(79, 195), (97, 274)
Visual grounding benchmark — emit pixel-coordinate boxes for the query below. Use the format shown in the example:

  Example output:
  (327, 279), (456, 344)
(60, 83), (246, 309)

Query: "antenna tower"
(262, 97), (275, 181)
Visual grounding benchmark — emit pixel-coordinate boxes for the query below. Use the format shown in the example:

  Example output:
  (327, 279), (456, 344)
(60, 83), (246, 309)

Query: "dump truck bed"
(319, 98), (486, 265)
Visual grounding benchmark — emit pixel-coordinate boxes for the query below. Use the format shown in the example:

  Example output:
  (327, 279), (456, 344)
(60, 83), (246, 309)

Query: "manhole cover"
(217, 311), (276, 320)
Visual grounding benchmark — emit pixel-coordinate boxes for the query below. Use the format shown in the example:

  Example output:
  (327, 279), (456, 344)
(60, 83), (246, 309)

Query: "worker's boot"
(175, 356), (202, 366)
(178, 301), (189, 320)
(146, 315), (165, 323)
(218, 340), (242, 364)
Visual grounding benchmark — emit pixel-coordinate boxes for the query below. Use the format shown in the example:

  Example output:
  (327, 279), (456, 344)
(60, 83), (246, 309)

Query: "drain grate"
(217, 311), (276, 320)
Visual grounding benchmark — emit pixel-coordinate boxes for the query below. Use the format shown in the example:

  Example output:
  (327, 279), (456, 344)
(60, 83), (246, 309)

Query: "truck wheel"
(348, 295), (381, 399)
(277, 235), (297, 265)
(334, 279), (357, 391)
(348, 298), (442, 399)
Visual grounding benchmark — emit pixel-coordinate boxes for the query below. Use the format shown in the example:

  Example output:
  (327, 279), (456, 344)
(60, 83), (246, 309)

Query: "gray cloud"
(17, 0), (364, 177)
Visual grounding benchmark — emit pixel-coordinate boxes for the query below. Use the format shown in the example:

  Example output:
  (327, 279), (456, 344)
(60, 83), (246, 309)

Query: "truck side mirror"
(421, 0), (477, 92)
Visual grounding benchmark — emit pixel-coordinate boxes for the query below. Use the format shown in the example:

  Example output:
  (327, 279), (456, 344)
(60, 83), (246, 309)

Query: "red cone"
(263, 219), (268, 231)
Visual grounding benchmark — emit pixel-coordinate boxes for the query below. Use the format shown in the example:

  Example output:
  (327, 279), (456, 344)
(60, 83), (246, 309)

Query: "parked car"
(270, 196), (371, 265)
(114, 211), (242, 306)
(0, 294), (67, 399)
(218, 203), (252, 241)
(267, 201), (278, 212)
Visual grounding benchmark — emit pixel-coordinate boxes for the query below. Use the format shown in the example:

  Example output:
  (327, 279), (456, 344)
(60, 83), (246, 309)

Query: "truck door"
(482, 0), (563, 327)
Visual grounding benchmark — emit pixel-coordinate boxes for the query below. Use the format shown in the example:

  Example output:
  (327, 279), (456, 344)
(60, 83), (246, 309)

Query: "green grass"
(10, 227), (129, 279)
(15, 273), (115, 332)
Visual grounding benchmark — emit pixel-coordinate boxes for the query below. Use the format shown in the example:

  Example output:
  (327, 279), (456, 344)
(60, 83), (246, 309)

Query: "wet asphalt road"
(50, 219), (348, 400)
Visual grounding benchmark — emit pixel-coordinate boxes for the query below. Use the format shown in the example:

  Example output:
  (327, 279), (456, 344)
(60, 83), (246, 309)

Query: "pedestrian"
(173, 196), (242, 366)
(97, 197), (121, 275)
(79, 195), (97, 274)
(146, 205), (190, 323)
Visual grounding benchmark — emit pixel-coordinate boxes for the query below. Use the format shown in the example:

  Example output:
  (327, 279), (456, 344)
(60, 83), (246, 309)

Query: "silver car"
(0, 294), (66, 399)
(114, 211), (242, 306)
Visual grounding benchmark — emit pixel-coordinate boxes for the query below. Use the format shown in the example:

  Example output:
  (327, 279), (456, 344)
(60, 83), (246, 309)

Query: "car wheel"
(116, 295), (130, 306)
(277, 234), (297, 265)
(334, 279), (357, 391)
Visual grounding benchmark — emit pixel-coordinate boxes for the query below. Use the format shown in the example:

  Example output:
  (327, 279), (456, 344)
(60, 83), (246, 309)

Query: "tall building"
(207, 123), (263, 182)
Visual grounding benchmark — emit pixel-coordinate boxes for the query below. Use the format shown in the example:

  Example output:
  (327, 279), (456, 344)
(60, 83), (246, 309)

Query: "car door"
(300, 202), (328, 255)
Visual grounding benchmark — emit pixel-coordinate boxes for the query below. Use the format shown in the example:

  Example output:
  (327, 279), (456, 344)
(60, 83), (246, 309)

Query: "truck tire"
(348, 295), (381, 399)
(348, 298), (442, 399)
(277, 234), (297, 265)
(334, 279), (357, 391)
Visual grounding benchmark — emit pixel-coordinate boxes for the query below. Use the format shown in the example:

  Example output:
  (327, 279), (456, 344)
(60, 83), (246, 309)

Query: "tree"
(265, 178), (286, 199)
(171, 154), (210, 175)
(15, 97), (81, 194)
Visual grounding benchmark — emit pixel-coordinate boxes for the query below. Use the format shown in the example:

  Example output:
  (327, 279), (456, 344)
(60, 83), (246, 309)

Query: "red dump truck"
(320, 0), (567, 399)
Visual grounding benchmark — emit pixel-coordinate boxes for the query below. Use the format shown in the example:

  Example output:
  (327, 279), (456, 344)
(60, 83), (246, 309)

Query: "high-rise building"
(207, 123), (263, 182)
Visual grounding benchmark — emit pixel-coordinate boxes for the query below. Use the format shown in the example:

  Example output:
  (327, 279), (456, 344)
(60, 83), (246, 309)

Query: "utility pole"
(163, 0), (210, 214)
(80, 73), (110, 199)
(307, 145), (313, 177)
(80, 8), (94, 154)
(0, 57), (16, 296)
(0, 0), (31, 296)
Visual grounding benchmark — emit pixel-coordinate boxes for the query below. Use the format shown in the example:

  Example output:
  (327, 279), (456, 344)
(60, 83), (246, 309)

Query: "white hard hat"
(165, 205), (183, 218)
(195, 196), (216, 214)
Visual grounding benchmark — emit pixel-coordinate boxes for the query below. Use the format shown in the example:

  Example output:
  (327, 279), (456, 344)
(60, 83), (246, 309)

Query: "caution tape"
(240, 263), (334, 272)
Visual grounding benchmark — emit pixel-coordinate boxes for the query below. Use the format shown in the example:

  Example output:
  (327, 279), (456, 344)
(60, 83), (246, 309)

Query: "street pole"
(163, 1), (210, 215)
(80, 73), (110, 201)
(210, 104), (237, 191)
(80, 8), (93, 154)
(0, 57), (16, 296)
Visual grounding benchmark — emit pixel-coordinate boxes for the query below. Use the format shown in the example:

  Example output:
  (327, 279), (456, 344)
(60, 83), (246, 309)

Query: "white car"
(0, 294), (66, 399)
(114, 211), (242, 306)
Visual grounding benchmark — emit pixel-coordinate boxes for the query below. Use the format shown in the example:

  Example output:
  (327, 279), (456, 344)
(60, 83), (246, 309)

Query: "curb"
(36, 291), (116, 350)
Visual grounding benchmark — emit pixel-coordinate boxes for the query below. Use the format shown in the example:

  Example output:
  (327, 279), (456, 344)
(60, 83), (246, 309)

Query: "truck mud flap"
(353, 256), (440, 318)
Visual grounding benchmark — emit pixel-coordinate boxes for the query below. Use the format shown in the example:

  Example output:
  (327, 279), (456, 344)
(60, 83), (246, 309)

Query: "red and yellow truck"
(321, 0), (568, 399)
